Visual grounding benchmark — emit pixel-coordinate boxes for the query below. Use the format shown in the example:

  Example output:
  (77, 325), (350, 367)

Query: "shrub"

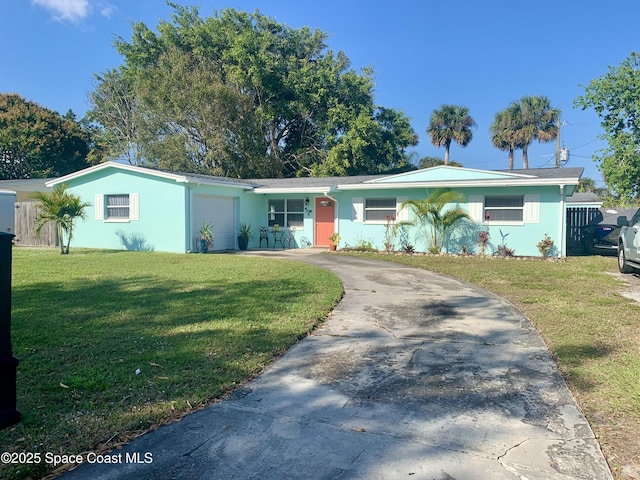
(495, 245), (516, 257)
(477, 230), (490, 255)
(402, 244), (415, 254)
(537, 234), (555, 257)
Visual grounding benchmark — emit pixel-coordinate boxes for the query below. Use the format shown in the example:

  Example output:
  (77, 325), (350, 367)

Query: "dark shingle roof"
(247, 167), (584, 189)
(566, 192), (601, 203)
(246, 174), (386, 189)
(495, 167), (584, 179)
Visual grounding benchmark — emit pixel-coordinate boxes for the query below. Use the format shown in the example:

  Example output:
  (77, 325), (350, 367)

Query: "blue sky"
(2, 1), (639, 185)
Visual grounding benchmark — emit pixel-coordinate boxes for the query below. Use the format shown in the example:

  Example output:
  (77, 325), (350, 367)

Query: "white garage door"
(193, 195), (236, 251)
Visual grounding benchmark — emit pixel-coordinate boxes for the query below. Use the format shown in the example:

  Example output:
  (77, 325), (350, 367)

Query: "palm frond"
(401, 189), (470, 252)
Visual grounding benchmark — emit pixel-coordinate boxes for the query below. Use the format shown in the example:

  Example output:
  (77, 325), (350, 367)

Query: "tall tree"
(88, 4), (411, 178)
(595, 132), (640, 203)
(313, 107), (418, 176)
(512, 96), (559, 169)
(427, 105), (476, 166)
(574, 52), (640, 202)
(418, 156), (463, 168)
(490, 104), (521, 170)
(86, 69), (140, 165)
(577, 177), (596, 193)
(31, 184), (91, 254)
(0, 94), (89, 179)
(135, 47), (268, 177)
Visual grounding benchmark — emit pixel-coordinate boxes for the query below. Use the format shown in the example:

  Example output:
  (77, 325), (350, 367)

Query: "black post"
(0, 232), (20, 428)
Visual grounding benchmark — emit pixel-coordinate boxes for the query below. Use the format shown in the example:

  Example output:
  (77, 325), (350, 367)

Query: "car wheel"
(618, 246), (635, 274)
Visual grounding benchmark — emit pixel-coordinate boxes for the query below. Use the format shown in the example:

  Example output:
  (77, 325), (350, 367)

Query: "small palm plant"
(31, 184), (91, 254)
(199, 221), (214, 252)
(401, 188), (470, 253)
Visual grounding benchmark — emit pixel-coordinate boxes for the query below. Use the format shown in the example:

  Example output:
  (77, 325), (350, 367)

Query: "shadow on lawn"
(7, 273), (336, 462)
(552, 343), (615, 391)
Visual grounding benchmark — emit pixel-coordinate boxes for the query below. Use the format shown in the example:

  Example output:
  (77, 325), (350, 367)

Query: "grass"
(344, 251), (640, 478)
(4, 248), (639, 478)
(0, 248), (343, 480)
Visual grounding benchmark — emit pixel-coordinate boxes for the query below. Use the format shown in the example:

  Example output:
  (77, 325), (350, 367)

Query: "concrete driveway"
(63, 250), (612, 480)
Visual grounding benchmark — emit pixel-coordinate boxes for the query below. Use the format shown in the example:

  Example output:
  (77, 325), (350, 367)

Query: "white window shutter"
(468, 195), (483, 222)
(524, 195), (540, 223)
(396, 197), (408, 222)
(95, 194), (104, 220)
(352, 197), (363, 222)
(130, 193), (139, 221)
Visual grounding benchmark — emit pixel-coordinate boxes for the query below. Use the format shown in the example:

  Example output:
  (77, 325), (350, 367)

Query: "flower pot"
(199, 239), (208, 253)
(329, 244), (337, 251)
(238, 236), (248, 251)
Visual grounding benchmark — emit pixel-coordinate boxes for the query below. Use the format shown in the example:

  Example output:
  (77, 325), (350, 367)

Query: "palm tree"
(427, 105), (476, 165)
(490, 104), (521, 170)
(31, 184), (91, 254)
(512, 95), (559, 169)
(401, 188), (470, 253)
(578, 177), (596, 193)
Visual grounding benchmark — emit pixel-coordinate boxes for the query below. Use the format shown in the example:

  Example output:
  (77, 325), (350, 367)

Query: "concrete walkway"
(63, 250), (612, 480)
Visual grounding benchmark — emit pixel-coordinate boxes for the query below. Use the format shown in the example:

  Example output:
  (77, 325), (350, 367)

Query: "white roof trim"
(46, 162), (185, 187)
(252, 187), (331, 194)
(365, 165), (537, 184)
(336, 177), (580, 190)
(46, 162), (255, 189)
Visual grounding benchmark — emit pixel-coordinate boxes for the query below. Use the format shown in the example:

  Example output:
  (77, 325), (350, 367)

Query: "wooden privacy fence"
(13, 202), (57, 247)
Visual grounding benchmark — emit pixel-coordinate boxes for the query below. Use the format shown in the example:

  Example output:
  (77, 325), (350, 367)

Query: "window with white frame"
(365, 197), (396, 222)
(106, 194), (130, 219)
(268, 199), (304, 228)
(95, 193), (139, 221)
(483, 195), (524, 222)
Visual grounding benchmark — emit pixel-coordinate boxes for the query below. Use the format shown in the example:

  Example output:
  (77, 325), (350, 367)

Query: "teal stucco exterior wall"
(54, 163), (577, 257)
(66, 169), (189, 253)
(330, 185), (569, 257)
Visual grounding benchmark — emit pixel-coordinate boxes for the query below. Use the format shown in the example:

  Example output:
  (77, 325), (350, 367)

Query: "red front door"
(315, 197), (335, 246)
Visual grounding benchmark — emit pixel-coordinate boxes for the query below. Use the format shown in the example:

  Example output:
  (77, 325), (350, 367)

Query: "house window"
(95, 193), (139, 221)
(365, 197), (396, 222)
(484, 195), (524, 222)
(268, 199), (304, 228)
(106, 194), (130, 219)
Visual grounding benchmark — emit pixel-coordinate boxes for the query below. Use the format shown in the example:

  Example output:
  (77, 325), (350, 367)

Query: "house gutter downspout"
(323, 191), (338, 203)
(559, 184), (566, 257)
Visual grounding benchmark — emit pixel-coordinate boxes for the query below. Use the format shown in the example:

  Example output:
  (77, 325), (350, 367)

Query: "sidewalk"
(62, 250), (613, 479)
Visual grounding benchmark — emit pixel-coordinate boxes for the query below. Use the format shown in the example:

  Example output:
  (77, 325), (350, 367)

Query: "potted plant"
(199, 221), (214, 253)
(237, 222), (254, 251)
(328, 232), (340, 251)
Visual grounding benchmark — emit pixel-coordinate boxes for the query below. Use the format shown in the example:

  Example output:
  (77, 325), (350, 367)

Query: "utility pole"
(0, 232), (20, 428)
(555, 116), (561, 168)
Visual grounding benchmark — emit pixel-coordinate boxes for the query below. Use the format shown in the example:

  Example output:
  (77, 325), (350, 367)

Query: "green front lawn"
(1, 249), (343, 479)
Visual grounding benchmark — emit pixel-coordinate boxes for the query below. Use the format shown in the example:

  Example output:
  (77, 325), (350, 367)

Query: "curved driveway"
(64, 250), (612, 480)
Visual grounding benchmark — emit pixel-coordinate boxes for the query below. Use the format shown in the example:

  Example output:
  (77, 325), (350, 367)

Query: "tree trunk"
(508, 148), (514, 170)
(522, 146), (529, 169)
(57, 225), (65, 254)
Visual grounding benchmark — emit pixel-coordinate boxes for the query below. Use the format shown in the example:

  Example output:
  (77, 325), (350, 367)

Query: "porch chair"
(259, 227), (269, 247)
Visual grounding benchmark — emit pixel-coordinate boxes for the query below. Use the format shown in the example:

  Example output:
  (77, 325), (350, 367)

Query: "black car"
(581, 208), (639, 255)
